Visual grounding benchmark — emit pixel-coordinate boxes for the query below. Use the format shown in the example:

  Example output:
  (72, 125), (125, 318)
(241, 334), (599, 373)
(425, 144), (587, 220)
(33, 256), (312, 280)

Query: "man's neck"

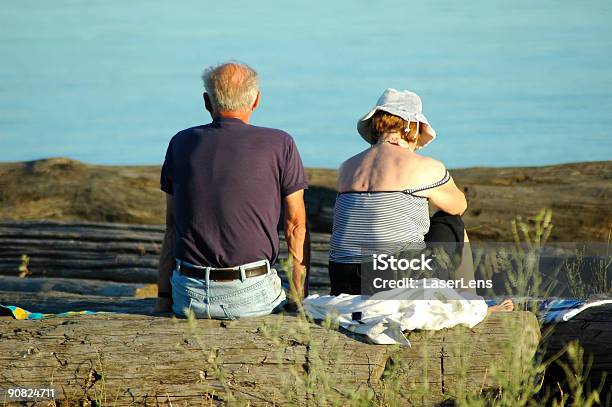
(215, 110), (252, 124)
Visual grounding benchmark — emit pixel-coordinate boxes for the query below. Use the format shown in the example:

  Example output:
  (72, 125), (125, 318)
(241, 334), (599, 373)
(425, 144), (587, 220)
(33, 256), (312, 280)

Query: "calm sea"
(1, 0), (611, 169)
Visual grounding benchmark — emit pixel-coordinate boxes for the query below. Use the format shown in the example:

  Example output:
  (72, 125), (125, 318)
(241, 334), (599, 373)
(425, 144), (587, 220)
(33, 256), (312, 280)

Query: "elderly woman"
(329, 89), (513, 311)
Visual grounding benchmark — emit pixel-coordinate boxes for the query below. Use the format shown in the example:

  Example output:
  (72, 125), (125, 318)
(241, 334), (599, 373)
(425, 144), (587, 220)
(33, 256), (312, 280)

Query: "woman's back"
(338, 143), (444, 193)
(330, 144), (452, 263)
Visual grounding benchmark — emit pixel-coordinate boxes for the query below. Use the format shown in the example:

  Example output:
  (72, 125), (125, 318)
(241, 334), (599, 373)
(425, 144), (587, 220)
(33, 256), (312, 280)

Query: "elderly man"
(155, 62), (310, 318)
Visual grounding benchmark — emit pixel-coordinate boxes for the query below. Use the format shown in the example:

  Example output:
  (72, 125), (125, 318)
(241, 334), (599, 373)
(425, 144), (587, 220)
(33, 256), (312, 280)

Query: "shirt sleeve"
(160, 139), (174, 195)
(280, 135), (308, 197)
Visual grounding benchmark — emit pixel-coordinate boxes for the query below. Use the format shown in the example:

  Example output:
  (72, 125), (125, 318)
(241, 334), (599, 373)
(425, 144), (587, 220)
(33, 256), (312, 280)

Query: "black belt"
(178, 262), (268, 281)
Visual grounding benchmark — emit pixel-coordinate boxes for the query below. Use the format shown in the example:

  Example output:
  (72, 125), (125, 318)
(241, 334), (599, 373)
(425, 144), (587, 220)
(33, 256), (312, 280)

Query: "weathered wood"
(2, 266), (158, 283)
(0, 248), (328, 266)
(0, 276), (155, 298)
(0, 221), (331, 291)
(0, 238), (161, 255)
(0, 256), (160, 269)
(0, 265), (331, 294)
(0, 220), (166, 232)
(541, 304), (612, 396)
(0, 221), (332, 244)
(0, 290), (157, 314)
(0, 249), (159, 260)
(0, 308), (540, 406)
(0, 267), (330, 291)
(0, 227), (164, 242)
(2, 220), (608, 402)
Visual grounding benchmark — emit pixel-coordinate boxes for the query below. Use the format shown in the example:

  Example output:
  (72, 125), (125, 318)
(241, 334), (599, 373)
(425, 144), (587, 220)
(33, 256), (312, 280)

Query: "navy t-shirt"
(160, 117), (308, 268)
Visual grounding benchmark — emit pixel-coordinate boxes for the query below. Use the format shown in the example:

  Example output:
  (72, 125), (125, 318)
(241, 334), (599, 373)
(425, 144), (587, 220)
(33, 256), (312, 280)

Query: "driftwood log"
(0, 310), (540, 406)
(540, 303), (612, 398)
(0, 276), (153, 298)
(0, 221), (331, 292)
(1, 220), (610, 404)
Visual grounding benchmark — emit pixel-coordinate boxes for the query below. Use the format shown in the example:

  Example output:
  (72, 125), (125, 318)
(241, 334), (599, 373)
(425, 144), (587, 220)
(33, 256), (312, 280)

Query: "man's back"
(156, 61), (309, 318)
(161, 117), (308, 268)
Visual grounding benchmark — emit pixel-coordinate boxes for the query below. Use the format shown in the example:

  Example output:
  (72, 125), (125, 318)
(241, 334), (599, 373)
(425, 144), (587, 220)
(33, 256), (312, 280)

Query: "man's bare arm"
(283, 189), (310, 302)
(155, 194), (175, 313)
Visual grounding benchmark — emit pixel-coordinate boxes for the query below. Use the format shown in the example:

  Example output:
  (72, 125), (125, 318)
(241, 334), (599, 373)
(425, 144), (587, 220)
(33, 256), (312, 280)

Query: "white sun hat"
(357, 88), (437, 148)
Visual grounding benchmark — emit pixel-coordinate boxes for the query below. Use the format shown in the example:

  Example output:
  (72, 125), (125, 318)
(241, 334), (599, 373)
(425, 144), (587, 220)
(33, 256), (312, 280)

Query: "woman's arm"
(417, 160), (467, 216)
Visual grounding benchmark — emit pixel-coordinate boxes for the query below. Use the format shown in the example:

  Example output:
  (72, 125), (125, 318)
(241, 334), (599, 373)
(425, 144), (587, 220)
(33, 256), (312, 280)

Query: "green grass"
(15, 209), (608, 406)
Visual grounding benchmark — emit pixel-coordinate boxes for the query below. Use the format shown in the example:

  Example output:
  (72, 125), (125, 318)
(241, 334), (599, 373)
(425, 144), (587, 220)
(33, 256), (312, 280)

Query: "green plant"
(18, 254), (30, 278)
(547, 341), (604, 407)
(182, 310), (246, 406)
(564, 232), (612, 298)
(176, 209), (606, 406)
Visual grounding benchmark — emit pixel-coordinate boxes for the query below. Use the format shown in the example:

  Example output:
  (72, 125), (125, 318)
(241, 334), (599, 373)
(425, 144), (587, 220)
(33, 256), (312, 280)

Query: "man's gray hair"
(202, 62), (259, 112)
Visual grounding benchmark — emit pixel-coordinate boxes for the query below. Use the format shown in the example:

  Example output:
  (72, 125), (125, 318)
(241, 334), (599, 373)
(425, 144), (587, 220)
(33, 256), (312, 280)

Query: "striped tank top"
(329, 170), (451, 263)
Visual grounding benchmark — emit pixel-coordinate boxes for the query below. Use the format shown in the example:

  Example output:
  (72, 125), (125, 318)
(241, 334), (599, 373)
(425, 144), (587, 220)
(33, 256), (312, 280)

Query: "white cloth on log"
(303, 279), (488, 345)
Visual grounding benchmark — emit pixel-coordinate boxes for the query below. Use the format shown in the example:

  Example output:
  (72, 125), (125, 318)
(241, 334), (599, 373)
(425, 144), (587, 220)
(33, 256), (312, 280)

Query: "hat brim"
(357, 107), (436, 149)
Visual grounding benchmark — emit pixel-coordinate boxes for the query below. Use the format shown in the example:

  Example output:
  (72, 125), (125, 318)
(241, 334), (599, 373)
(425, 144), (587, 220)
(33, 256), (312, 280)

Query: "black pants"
(328, 211), (466, 296)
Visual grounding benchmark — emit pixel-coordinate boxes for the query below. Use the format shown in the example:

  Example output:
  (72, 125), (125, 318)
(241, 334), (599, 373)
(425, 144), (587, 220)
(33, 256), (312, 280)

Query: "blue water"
(1, 1), (611, 169)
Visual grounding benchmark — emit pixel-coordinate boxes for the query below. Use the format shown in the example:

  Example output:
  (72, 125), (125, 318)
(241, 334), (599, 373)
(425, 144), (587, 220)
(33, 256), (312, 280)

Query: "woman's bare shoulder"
(339, 149), (370, 171)
(409, 154), (447, 183)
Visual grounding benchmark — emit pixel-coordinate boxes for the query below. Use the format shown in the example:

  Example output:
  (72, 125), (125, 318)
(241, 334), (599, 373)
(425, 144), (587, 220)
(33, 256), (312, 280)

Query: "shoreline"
(0, 157), (610, 242)
(1, 156), (608, 171)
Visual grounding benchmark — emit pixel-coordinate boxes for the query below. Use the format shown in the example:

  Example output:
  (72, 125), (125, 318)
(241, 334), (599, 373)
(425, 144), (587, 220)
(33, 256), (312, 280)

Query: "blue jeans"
(171, 259), (287, 319)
